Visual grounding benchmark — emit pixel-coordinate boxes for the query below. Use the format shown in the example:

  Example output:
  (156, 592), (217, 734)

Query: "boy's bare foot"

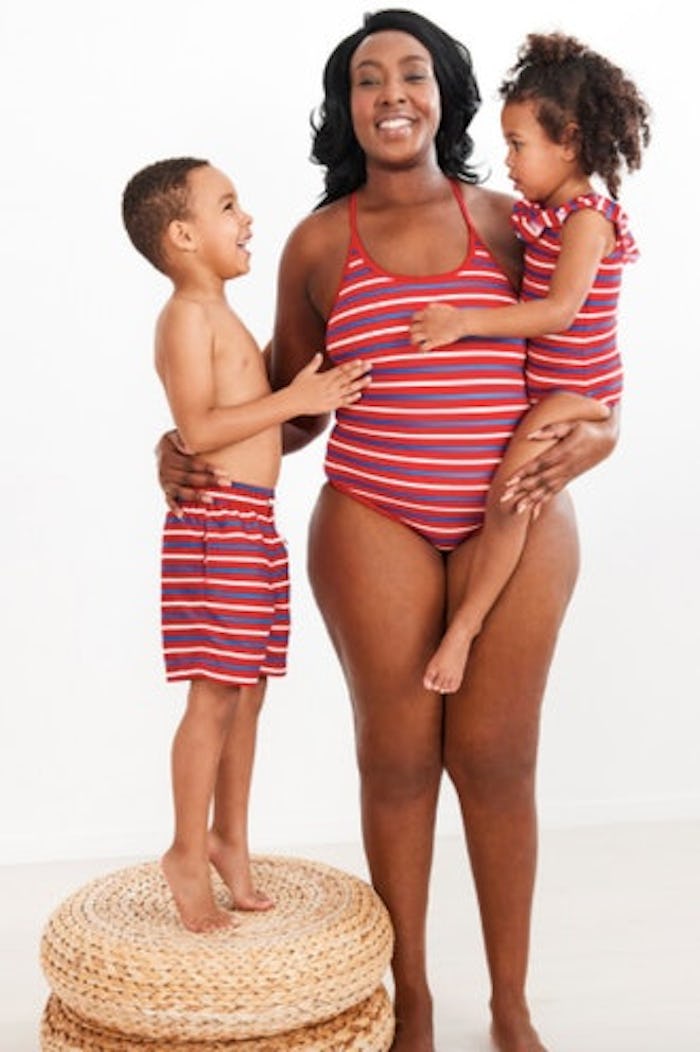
(422, 626), (474, 694)
(208, 831), (274, 911)
(161, 848), (235, 933)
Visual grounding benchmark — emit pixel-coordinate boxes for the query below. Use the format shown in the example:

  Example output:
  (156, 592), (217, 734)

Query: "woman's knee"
(357, 743), (442, 806)
(444, 732), (538, 806)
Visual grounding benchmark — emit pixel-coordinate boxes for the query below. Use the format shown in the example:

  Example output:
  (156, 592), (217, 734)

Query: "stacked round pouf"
(40, 856), (394, 1050)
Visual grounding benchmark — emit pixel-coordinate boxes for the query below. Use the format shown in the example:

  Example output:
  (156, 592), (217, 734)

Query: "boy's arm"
(413, 209), (612, 345)
(158, 301), (367, 455)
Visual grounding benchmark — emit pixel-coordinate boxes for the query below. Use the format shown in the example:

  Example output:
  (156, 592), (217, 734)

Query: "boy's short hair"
(122, 157), (209, 273)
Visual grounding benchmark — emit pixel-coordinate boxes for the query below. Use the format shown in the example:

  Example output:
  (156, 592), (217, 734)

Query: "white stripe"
(330, 291), (517, 328)
(330, 436), (500, 468)
(346, 402), (528, 417)
(338, 422), (517, 442)
(326, 459), (490, 493)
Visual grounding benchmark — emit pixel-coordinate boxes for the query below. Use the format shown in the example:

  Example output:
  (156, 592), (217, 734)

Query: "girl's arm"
(412, 208), (613, 348)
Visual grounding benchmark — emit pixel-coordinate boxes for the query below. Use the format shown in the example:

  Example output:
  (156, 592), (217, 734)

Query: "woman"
(161, 11), (618, 1051)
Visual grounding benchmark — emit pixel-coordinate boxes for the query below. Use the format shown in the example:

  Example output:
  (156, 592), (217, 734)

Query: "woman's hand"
(155, 431), (227, 515)
(502, 409), (620, 514)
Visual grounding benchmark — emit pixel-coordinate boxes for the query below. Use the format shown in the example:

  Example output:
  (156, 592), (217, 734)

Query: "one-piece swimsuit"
(324, 180), (529, 551)
(514, 192), (638, 407)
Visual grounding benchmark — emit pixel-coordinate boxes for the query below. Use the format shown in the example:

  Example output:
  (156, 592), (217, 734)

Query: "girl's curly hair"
(500, 32), (651, 198)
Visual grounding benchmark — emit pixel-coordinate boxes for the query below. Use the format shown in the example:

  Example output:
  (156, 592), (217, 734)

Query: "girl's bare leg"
(444, 490), (580, 1051)
(162, 679), (238, 932)
(209, 679), (273, 910)
(308, 485), (446, 1052)
(424, 393), (607, 694)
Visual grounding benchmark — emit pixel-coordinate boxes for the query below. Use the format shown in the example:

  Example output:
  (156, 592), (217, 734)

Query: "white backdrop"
(1, 0), (697, 865)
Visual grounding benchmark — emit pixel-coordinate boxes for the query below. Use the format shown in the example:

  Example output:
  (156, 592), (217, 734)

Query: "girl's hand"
(410, 304), (463, 351)
(501, 413), (619, 514)
(156, 431), (227, 516)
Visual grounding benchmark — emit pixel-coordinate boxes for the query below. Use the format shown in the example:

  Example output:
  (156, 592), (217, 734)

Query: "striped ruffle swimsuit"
(514, 193), (638, 407)
(324, 181), (529, 552)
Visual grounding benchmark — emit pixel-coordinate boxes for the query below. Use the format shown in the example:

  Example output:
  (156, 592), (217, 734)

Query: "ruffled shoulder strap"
(512, 193), (639, 262)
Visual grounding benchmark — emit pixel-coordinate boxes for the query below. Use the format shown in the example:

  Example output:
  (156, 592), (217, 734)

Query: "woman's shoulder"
(278, 197), (353, 317)
(281, 197), (351, 264)
(460, 182), (516, 231)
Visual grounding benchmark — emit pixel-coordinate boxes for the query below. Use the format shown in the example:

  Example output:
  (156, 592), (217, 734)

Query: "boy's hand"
(156, 431), (228, 516)
(410, 304), (463, 351)
(290, 353), (371, 414)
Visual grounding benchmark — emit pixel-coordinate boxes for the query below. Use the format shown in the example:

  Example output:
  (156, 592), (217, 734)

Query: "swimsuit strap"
(348, 179), (474, 269)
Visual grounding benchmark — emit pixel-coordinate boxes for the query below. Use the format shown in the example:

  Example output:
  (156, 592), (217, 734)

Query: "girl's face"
(501, 99), (584, 207)
(349, 30), (441, 170)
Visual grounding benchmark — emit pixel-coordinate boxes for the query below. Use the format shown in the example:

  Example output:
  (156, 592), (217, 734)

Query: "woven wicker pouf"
(41, 987), (394, 1051)
(40, 856), (394, 1047)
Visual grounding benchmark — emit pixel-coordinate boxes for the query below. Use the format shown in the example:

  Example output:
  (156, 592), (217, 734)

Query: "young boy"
(122, 157), (369, 932)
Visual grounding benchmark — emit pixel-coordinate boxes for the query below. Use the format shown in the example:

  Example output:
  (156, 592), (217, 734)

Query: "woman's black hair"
(311, 9), (481, 206)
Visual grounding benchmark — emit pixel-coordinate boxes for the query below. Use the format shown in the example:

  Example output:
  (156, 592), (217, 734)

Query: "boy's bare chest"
(211, 310), (269, 403)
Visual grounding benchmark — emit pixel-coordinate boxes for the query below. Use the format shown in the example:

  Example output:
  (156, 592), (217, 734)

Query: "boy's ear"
(166, 218), (197, 254)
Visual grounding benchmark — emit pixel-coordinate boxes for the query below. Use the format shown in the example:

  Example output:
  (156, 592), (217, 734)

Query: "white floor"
(2, 820), (699, 1051)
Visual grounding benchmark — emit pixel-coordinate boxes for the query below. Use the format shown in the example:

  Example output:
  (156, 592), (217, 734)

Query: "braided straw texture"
(41, 988), (394, 1051)
(40, 857), (393, 1042)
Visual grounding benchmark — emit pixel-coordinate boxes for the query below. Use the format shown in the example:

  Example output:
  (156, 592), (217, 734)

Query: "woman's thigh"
(444, 491), (580, 773)
(307, 485), (446, 764)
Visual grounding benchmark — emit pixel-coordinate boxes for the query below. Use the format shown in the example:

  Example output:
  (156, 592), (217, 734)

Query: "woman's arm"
(502, 405), (621, 510)
(270, 209), (349, 453)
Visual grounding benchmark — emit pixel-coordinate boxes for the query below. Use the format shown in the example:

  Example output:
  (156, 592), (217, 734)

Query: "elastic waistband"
(202, 480), (275, 509)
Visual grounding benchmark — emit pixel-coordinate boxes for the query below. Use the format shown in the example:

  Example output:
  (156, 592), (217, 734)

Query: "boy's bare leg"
(208, 679), (273, 910)
(161, 679), (238, 932)
(424, 393), (609, 694)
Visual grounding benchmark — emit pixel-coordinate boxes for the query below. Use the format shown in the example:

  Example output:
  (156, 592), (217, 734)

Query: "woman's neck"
(360, 160), (449, 208)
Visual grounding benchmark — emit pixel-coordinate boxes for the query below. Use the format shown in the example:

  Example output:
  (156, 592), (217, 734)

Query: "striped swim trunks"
(161, 482), (289, 686)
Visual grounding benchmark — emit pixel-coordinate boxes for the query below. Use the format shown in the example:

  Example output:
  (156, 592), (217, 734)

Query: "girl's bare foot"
(208, 831), (274, 911)
(490, 999), (548, 1052)
(161, 848), (235, 933)
(422, 625), (474, 694)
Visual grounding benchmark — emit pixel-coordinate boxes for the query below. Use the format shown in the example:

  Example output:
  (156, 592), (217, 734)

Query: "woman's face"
(349, 30), (441, 169)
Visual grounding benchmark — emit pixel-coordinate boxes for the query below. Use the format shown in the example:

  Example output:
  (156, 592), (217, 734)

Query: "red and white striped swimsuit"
(324, 182), (529, 552)
(514, 193), (638, 407)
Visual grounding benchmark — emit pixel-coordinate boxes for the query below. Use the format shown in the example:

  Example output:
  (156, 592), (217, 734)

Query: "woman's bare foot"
(422, 624), (474, 694)
(161, 847), (235, 933)
(390, 989), (435, 1052)
(208, 831), (274, 911)
(490, 998), (548, 1052)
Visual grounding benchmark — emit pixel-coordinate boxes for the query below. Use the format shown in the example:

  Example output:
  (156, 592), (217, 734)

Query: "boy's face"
(183, 165), (253, 279)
